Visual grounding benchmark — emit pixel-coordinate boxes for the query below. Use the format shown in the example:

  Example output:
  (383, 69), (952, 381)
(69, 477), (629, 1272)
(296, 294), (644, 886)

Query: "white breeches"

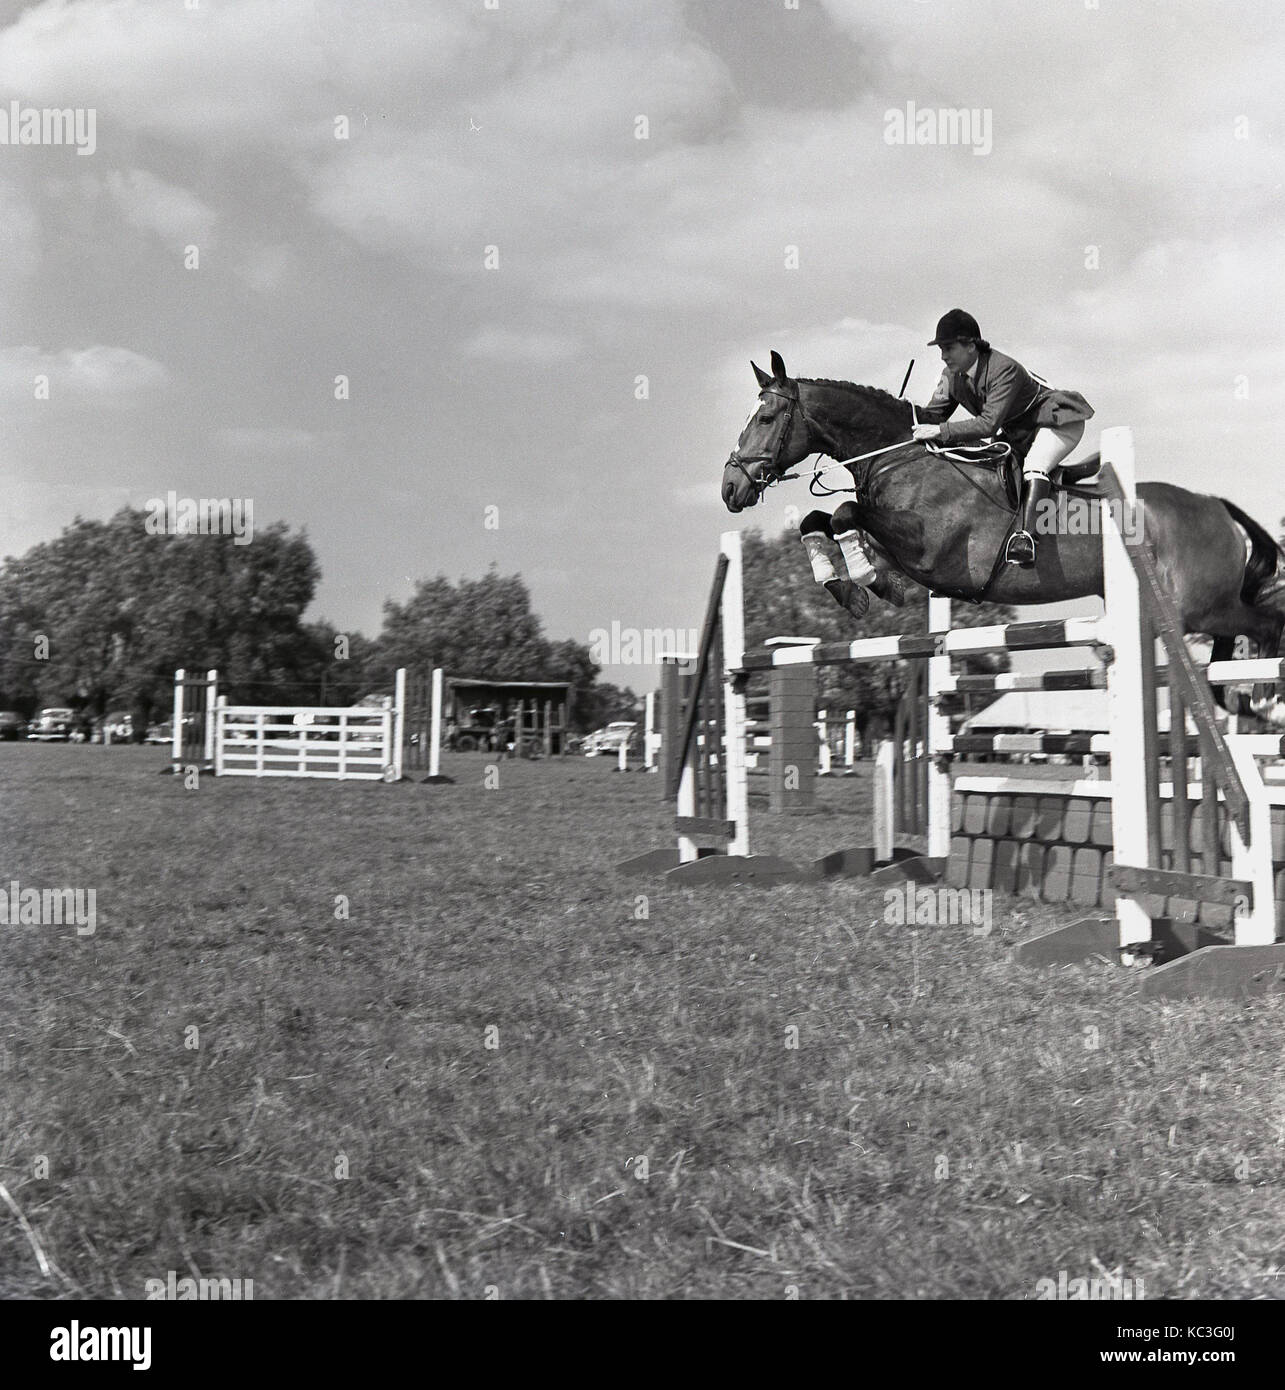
(1023, 420), (1085, 478)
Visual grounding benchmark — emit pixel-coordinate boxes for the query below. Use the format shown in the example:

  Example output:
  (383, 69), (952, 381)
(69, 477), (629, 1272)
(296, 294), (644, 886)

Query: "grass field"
(2, 743), (1284, 1300)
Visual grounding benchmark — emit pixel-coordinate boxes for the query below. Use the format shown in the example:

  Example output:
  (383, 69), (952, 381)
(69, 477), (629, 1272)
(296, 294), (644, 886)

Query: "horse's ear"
(770, 350), (788, 383)
(751, 359), (772, 389)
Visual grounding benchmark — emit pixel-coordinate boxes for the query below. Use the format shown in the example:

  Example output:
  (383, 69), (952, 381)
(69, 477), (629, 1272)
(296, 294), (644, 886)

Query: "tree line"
(0, 510), (1029, 744)
(0, 509), (640, 738)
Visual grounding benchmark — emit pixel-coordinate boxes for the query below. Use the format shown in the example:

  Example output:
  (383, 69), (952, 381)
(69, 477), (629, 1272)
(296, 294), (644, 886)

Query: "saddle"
(1000, 450), (1101, 506)
(1058, 452), (1101, 484)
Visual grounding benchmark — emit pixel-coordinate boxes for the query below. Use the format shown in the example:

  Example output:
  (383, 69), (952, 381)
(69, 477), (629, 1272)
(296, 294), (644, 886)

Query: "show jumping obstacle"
(171, 668), (219, 774)
(214, 670), (406, 781)
(173, 664), (567, 784)
(171, 668), (406, 782)
(622, 427), (1285, 999)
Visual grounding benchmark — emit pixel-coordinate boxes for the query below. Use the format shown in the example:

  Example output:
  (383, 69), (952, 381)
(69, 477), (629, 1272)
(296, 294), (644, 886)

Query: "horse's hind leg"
(1207, 604), (1285, 727)
(1242, 603), (1285, 727)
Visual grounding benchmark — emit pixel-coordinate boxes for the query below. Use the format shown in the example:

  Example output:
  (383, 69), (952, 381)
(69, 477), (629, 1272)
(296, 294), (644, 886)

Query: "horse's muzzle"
(722, 460), (755, 513)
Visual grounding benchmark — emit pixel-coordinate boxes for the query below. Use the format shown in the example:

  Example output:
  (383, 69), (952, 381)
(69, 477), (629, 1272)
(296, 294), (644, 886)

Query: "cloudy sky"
(1, 0), (1281, 688)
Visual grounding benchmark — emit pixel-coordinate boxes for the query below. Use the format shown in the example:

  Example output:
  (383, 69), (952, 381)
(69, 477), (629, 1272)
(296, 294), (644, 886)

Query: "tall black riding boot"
(1004, 472), (1052, 568)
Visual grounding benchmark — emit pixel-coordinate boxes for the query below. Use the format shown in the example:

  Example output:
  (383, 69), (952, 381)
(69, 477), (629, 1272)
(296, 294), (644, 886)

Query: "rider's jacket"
(919, 347), (1092, 449)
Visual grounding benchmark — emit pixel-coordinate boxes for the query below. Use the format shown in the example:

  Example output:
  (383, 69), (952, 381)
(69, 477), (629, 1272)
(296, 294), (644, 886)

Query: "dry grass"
(2, 743), (1283, 1299)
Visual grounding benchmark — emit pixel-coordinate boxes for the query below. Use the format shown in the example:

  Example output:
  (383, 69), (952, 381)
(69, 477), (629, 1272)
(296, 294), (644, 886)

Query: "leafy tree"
(373, 566), (610, 730)
(0, 508), (323, 735)
(578, 681), (641, 730)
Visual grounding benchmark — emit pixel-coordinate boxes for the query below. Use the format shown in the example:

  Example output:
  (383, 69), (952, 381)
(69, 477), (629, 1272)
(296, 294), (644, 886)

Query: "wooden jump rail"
(736, 617), (1104, 671)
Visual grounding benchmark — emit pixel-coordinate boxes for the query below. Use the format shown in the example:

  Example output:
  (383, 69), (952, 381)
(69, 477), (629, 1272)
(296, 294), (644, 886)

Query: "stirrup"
(1005, 531), (1035, 568)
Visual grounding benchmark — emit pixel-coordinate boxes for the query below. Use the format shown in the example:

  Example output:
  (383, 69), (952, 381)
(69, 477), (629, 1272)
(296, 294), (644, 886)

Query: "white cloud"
(104, 168), (217, 244)
(0, 0), (462, 146)
(0, 345), (168, 401)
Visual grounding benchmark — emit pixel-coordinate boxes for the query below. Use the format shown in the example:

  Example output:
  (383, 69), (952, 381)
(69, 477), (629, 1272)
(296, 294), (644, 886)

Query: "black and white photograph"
(1, 0), (1283, 1354)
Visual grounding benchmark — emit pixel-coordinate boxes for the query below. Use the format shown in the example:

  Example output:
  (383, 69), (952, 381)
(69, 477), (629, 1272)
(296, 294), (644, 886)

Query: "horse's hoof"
(824, 578), (870, 618)
(871, 570), (906, 607)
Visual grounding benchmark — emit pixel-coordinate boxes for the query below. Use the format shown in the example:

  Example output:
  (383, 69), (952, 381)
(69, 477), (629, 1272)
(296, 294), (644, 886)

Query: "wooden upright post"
(1100, 428), (1157, 958)
(171, 668), (185, 774)
(769, 664), (817, 812)
(391, 669), (406, 781)
(422, 667), (454, 783)
(926, 596), (952, 864)
(720, 532), (750, 857)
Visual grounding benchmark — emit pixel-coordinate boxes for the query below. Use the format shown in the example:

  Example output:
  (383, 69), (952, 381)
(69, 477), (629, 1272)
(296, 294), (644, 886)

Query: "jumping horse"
(721, 351), (1285, 725)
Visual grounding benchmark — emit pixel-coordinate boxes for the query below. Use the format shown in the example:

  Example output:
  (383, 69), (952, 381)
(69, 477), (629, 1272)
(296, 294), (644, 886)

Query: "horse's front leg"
(800, 506), (905, 614)
(799, 510), (868, 617)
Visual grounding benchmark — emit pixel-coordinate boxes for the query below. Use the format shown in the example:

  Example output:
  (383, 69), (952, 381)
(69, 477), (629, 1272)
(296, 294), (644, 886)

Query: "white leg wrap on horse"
(833, 529), (877, 587)
(800, 531), (840, 585)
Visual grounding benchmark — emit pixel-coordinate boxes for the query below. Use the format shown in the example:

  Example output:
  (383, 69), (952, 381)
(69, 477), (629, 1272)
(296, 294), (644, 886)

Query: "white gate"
(212, 672), (405, 781)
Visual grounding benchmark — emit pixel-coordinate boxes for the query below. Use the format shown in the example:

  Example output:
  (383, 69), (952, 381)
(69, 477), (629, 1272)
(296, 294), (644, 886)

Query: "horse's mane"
(800, 378), (910, 409)
(797, 378), (913, 430)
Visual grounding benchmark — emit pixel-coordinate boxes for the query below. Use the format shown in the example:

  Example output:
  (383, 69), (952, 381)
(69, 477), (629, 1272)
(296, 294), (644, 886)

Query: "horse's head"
(722, 351), (815, 512)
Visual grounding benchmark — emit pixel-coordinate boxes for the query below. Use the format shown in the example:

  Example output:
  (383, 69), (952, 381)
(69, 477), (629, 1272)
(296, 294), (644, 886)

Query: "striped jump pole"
(936, 669), (1108, 694)
(737, 616), (1105, 672)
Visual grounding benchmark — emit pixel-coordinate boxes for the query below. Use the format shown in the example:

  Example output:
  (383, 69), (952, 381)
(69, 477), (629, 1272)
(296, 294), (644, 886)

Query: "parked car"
(0, 711), (28, 741)
(449, 706), (499, 752)
(143, 712), (208, 746)
(585, 721), (636, 755)
(28, 708), (76, 741)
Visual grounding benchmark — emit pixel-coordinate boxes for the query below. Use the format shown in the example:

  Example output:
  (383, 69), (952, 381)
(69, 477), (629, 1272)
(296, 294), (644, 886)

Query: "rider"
(911, 309), (1094, 567)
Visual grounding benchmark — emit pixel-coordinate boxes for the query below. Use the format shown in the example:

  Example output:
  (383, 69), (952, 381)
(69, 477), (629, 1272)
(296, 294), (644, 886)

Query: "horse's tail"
(1218, 497), (1284, 604)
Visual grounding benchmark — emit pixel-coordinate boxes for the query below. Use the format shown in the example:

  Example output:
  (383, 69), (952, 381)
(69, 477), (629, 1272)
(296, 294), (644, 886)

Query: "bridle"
(724, 385), (838, 505)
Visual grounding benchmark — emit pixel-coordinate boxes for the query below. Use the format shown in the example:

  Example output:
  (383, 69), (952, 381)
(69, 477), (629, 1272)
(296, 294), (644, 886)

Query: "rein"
(808, 401), (1012, 490)
(728, 381), (1013, 512)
